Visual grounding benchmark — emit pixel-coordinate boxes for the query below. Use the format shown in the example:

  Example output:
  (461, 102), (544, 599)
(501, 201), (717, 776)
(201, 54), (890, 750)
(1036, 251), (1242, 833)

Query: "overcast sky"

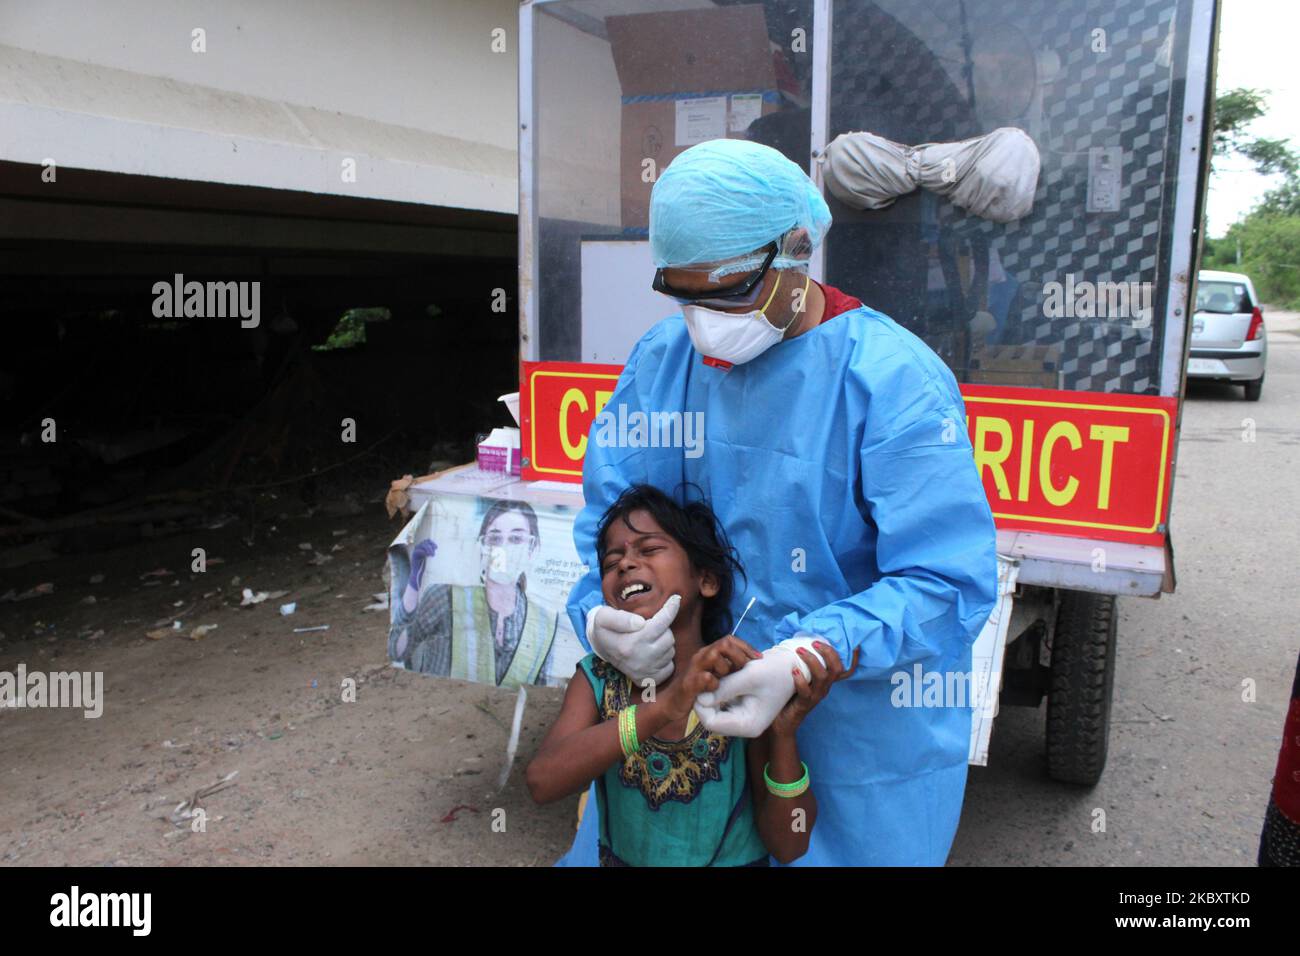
(1205, 0), (1299, 236)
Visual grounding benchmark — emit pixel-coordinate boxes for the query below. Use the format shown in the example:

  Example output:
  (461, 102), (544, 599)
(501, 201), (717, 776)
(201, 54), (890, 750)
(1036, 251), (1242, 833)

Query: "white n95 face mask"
(682, 273), (808, 367)
(482, 543), (530, 585)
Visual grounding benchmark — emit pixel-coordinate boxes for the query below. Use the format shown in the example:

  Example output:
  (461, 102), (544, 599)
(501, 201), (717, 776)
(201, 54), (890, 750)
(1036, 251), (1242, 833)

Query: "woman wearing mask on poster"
(388, 500), (562, 688)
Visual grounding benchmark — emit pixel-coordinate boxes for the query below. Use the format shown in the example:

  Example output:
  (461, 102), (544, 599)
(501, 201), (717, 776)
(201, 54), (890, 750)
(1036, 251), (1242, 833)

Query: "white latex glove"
(694, 636), (826, 738)
(586, 594), (681, 685)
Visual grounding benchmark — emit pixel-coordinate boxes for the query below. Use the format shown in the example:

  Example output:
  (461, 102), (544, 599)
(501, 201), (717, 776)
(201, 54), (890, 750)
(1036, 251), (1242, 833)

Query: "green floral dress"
(577, 653), (770, 867)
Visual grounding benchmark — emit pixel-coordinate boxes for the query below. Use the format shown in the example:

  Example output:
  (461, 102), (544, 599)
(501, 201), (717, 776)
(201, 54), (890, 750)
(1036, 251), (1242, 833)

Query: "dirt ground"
(0, 501), (577, 866)
(4, 313), (1296, 868)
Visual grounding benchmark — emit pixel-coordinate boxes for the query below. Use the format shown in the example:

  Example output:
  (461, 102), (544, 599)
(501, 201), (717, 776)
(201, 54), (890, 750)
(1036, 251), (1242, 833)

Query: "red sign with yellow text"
(962, 384), (1175, 546)
(521, 363), (1177, 546)
(521, 362), (623, 481)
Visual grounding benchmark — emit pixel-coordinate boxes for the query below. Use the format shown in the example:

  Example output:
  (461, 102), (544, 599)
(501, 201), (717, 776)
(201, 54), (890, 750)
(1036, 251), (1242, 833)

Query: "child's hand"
(663, 636), (761, 721)
(769, 642), (858, 738)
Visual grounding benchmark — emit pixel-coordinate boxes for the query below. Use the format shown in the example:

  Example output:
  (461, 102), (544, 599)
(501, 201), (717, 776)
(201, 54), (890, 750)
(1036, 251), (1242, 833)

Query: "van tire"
(1045, 590), (1118, 786)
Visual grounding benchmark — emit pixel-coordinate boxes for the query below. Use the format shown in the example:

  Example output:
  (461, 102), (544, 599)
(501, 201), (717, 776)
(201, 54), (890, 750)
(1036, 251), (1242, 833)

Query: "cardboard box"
(969, 343), (1063, 389)
(606, 5), (781, 229)
(476, 427), (522, 476)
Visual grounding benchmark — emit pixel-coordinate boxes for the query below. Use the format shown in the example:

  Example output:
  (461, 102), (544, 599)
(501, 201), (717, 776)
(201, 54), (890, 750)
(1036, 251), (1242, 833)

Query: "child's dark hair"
(595, 484), (745, 643)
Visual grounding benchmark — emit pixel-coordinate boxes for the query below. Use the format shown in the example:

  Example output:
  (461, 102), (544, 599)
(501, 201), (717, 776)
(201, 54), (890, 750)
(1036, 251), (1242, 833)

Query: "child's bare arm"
(748, 729), (816, 864)
(526, 640), (757, 805)
(748, 642), (852, 863)
(524, 670), (679, 805)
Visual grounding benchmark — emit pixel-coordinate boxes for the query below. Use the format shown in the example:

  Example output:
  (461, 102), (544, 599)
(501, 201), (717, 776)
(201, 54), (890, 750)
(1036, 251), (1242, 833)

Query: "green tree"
(1238, 217), (1300, 307)
(1206, 88), (1300, 305)
(1256, 177), (1300, 219)
(1213, 88), (1298, 176)
(1208, 217), (1300, 308)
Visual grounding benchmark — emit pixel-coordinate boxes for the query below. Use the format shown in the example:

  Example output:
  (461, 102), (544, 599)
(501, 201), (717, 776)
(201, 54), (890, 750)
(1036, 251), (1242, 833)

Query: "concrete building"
(0, 0), (527, 519)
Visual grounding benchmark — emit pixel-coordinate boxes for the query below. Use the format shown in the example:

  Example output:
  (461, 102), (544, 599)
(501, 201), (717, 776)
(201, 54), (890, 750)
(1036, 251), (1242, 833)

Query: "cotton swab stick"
(732, 596), (756, 636)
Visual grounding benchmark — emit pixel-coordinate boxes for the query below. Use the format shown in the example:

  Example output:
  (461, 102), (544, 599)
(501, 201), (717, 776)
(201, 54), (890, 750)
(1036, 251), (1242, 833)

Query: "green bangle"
(764, 761), (810, 798)
(628, 706), (641, 755)
(620, 705), (640, 757)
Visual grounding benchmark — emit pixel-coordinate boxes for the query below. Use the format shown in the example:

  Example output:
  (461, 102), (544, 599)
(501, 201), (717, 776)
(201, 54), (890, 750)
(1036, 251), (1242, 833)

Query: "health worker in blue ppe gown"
(556, 138), (998, 867)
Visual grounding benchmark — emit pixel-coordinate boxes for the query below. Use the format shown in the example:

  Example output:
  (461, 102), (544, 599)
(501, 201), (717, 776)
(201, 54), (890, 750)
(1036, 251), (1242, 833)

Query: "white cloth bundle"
(822, 127), (1041, 223)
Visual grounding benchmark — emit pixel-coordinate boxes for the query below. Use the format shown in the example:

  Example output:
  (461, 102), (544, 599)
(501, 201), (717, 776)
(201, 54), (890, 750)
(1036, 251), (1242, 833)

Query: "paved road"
(950, 308), (1300, 866)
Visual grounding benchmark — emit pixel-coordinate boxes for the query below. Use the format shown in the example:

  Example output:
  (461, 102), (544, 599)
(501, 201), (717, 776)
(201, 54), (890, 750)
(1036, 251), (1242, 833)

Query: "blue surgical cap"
(649, 139), (832, 274)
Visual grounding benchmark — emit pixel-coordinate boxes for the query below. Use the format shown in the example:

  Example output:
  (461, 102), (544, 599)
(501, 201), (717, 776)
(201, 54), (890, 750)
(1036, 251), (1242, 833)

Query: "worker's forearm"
(757, 731), (816, 862)
(526, 699), (678, 804)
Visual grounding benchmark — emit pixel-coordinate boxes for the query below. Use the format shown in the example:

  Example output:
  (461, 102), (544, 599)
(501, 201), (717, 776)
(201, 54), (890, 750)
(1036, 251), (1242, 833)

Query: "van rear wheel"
(1045, 590), (1118, 786)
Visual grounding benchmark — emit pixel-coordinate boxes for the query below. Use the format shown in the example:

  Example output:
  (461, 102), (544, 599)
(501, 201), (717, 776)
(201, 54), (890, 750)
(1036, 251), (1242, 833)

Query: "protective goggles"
(651, 240), (780, 310)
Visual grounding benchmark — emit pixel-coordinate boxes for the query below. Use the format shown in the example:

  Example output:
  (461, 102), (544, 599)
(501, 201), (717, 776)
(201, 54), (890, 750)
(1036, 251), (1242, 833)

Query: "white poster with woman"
(387, 495), (586, 688)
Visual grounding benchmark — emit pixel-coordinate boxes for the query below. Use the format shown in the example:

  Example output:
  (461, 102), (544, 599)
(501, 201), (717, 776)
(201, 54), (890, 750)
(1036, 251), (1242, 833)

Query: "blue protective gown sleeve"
(553, 782), (600, 867)
(772, 335), (998, 680)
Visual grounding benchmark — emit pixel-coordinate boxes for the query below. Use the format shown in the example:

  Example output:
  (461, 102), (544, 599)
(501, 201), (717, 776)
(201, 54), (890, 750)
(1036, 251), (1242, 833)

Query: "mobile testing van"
(389, 0), (1218, 788)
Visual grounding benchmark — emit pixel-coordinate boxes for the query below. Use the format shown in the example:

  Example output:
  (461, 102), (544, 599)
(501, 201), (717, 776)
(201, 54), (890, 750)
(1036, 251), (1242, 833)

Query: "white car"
(1188, 270), (1268, 401)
